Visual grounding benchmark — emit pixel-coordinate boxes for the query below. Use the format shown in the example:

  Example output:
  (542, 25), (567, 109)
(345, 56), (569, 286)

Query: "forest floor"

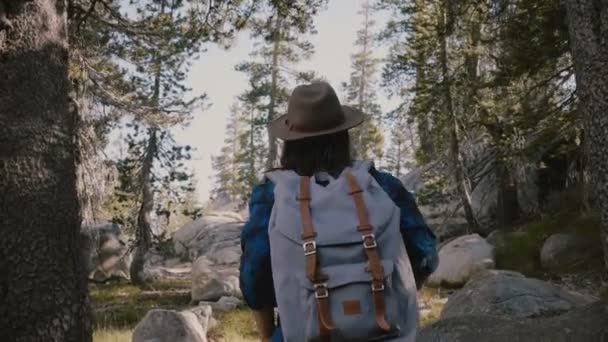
(91, 281), (443, 342)
(90, 279), (258, 342)
(493, 210), (607, 298)
(91, 210), (607, 342)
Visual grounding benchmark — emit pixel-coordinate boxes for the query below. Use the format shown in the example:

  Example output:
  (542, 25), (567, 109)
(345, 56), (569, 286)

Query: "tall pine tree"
(236, 0), (327, 169)
(211, 102), (243, 202)
(114, 0), (214, 286)
(343, 0), (384, 164)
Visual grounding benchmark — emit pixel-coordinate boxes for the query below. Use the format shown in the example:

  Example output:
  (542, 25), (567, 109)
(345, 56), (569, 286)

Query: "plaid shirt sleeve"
(370, 168), (439, 280)
(239, 180), (277, 310)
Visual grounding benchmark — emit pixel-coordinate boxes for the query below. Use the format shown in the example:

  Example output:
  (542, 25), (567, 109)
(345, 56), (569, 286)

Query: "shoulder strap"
(346, 172), (391, 332)
(297, 176), (335, 338)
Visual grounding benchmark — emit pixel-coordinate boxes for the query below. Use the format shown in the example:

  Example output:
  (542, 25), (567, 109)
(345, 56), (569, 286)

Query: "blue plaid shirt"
(239, 167), (438, 337)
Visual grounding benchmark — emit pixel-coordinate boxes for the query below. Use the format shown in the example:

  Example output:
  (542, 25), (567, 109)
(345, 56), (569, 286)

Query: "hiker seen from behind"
(239, 81), (439, 342)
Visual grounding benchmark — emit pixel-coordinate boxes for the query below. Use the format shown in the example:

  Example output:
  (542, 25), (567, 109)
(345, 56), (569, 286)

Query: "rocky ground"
(88, 200), (608, 342)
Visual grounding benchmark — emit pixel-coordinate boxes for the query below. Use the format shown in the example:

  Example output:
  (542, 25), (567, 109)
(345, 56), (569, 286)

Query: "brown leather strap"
(317, 295), (336, 332)
(298, 176), (336, 335)
(298, 176), (319, 282)
(372, 288), (391, 332)
(346, 173), (391, 332)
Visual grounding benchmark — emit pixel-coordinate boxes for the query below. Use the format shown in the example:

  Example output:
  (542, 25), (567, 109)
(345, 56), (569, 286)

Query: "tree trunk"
(265, 15), (281, 170)
(564, 0), (608, 269)
(250, 103), (255, 184)
(439, 0), (479, 231)
(355, 0), (371, 159)
(130, 128), (157, 286)
(495, 157), (520, 227)
(130, 8), (165, 284)
(396, 139), (402, 178)
(0, 1), (92, 340)
(417, 113), (434, 159)
(414, 63), (434, 159)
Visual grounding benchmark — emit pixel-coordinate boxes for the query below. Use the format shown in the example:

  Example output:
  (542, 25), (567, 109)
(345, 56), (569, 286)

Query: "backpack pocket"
(298, 260), (402, 342)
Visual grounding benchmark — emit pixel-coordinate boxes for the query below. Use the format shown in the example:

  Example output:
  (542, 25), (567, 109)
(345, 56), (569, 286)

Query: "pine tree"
(237, 0), (328, 169)
(379, 0), (441, 163)
(113, 0), (210, 286)
(66, 0), (260, 230)
(211, 102), (243, 201)
(343, 0), (384, 164)
(384, 109), (416, 178)
(564, 0), (608, 269)
(379, 0), (577, 229)
(234, 89), (268, 202)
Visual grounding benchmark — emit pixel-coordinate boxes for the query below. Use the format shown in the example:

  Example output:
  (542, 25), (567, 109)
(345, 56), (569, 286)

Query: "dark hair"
(276, 130), (352, 177)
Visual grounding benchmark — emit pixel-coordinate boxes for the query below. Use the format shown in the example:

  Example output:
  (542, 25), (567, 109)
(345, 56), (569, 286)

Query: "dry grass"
(91, 280), (191, 329)
(418, 287), (446, 327)
(93, 328), (132, 342)
(209, 307), (258, 341)
(90, 281), (448, 340)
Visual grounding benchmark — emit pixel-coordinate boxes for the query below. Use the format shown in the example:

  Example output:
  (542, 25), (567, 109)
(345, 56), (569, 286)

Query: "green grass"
(495, 211), (602, 276)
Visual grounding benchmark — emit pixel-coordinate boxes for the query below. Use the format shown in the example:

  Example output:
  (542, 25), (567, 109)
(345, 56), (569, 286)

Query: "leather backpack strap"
(346, 173), (391, 332)
(297, 176), (336, 336)
(298, 176), (319, 282)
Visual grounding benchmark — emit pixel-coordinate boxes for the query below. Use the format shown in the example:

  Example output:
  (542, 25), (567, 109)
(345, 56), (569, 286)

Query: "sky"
(167, 0), (399, 204)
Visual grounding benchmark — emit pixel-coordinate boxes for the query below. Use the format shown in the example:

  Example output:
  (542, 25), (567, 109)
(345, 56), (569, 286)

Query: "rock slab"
(199, 296), (243, 312)
(132, 309), (209, 342)
(192, 273), (241, 303)
(427, 234), (495, 288)
(418, 300), (607, 342)
(540, 233), (601, 271)
(80, 222), (132, 282)
(441, 270), (595, 319)
(176, 213), (245, 303)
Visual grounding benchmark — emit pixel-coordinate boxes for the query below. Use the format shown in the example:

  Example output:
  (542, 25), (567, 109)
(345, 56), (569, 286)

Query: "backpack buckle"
(362, 233), (377, 249)
(302, 241), (317, 256)
(314, 283), (329, 298)
(371, 280), (385, 292)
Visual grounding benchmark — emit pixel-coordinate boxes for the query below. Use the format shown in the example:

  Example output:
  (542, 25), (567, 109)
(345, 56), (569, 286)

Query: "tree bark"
(0, 1), (92, 340)
(495, 157), (520, 227)
(130, 128), (157, 286)
(439, 0), (479, 231)
(250, 103), (256, 175)
(564, 0), (608, 269)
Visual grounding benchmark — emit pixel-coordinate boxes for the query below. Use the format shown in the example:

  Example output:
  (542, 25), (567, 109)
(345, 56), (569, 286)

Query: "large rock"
(132, 309), (209, 342)
(205, 193), (248, 218)
(173, 212), (244, 303)
(198, 296), (243, 312)
(185, 305), (213, 336)
(418, 300), (608, 342)
(427, 234), (495, 288)
(192, 272), (241, 303)
(173, 213), (244, 261)
(540, 233), (602, 271)
(80, 222), (132, 282)
(441, 270), (595, 319)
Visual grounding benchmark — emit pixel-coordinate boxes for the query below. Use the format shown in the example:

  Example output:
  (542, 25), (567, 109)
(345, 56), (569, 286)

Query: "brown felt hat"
(269, 81), (365, 141)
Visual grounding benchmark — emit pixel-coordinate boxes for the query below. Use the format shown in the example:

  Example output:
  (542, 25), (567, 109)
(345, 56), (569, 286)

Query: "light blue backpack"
(266, 161), (418, 342)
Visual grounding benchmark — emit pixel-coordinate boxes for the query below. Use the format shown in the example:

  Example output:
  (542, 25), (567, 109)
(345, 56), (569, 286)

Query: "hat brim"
(269, 105), (366, 141)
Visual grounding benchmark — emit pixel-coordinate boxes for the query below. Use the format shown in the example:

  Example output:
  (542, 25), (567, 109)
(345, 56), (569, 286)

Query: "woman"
(239, 82), (438, 341)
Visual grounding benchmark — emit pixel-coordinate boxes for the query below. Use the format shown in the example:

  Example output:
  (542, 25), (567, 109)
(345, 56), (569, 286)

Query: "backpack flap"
(298, 259), (395, 290)
(297, 259), (401, 341)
